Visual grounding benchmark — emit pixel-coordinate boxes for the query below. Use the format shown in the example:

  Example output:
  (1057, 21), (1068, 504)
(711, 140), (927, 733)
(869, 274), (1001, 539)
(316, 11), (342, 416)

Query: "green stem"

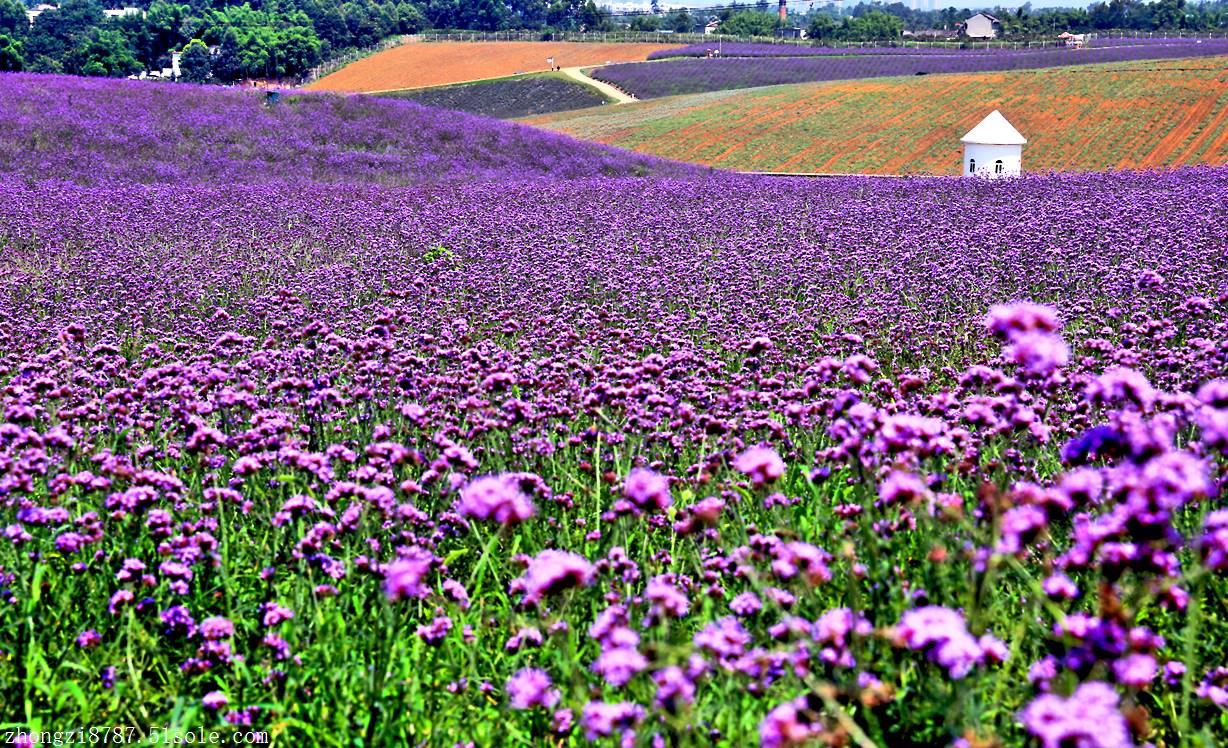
(1178, 571), (1205, 745)
(466, 524), (504, 595)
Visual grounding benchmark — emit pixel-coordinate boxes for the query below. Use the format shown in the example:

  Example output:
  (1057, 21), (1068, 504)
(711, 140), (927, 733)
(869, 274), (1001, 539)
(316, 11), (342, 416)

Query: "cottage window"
(969, 159), (976, 173)
(994, 160), (1004, 174)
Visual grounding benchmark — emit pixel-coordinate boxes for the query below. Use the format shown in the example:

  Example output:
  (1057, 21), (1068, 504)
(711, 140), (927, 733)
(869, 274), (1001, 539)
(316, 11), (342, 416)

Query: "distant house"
(904, 28), (957, 39)
(102, 6), (143, 18)
(959, 13), (1000, 39)
(152, 50), (182, 80)
(703, 18), (721, 35)
(775, 26), (805, 39)
(26, 3), (56, 25)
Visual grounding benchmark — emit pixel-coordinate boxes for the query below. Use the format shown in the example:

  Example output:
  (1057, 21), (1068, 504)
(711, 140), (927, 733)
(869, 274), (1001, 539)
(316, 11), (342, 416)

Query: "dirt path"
(561, 67), (637, 104)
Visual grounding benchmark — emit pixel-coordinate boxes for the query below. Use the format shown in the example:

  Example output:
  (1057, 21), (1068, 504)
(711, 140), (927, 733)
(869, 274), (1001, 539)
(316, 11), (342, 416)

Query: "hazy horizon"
(607, 0), (1151, 14)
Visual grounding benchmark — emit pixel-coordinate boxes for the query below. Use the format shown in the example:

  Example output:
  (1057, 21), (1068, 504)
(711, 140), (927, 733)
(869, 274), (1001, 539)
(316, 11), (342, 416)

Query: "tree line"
(0, 0), (1224, 81)
(810, 0), (1228, 39)
(657, 0), (1226, 41)
(0, 0), (630, 80)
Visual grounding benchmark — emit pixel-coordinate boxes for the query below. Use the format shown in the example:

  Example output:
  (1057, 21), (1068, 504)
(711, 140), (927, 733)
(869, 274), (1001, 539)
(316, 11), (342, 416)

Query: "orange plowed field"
(524, 57), (1228, 175)
(307, 41), (677, 93)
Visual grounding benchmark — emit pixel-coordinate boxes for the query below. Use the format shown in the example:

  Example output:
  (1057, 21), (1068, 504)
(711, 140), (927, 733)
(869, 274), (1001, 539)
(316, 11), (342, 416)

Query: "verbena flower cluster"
(0, 74), (1226, 746)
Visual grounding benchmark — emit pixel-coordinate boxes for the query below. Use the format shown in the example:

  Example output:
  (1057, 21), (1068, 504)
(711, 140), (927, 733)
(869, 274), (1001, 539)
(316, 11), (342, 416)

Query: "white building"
(962, 13), (1000, 39)
(102, 6), (143, 18)
(26, 3), (56, 25)
(961, 110), (1025, 178)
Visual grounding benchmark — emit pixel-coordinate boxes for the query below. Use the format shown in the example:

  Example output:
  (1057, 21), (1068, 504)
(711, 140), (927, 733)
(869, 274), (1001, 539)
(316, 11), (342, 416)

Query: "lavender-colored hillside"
(0, 73), (698, 185)
(603, 38), (1228, 97)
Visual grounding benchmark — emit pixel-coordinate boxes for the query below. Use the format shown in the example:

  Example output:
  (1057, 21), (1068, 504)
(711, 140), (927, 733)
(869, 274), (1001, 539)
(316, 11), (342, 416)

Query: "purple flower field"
(647, 42), (1064, 59)
(1, 72), (1228, 746)
(648, 37), (1228, 60)
(0, 74), (695, 185)
(599, 38), (1228, 98)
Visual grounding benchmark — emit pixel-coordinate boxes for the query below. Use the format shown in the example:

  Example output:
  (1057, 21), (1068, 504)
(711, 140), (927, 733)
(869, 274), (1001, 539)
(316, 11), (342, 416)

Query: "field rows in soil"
(524, 57), (1228, 175)
(307, 41), (678, 93)
(380, 74), (612, 119)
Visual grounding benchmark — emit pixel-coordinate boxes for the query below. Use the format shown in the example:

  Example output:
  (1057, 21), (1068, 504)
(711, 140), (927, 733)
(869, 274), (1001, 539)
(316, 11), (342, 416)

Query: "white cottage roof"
(961, 110), (1026, 145)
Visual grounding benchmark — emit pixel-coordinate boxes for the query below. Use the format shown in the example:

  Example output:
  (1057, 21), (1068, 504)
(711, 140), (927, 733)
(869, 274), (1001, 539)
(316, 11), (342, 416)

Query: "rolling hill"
(0, 72), (699, 186)
(590, 38), (1228, 98)
(380, 73), (613, 119)
(525, 56), (1228, 175)
(307, 40), (677, 93)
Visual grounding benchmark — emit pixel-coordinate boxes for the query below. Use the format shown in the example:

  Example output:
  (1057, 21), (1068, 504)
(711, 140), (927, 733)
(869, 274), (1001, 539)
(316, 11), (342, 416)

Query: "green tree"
(464, 0), (507, 31)
(179, 37), (211, 81)
(546, 0), (583, 29)
(307, 3), (351, 51)
(844, 9), (902, 39)
(807, 13), (838, 39)
(396, 1), (427, 32)
(426, 0), (462, 28)
(0, 32), (22, 70)
(628, 14), (661, 30)
(342, 2), (382, 46)
(578, 0), (610, 31)
(25, 0), (104, 61)
(719, 10), (778, 36)
(0, 0), (26, 38)
(278, 23), (321, 76)
(65, 27), (141, 76)
(666, 8), (692, 32)
(376, 1), (399, 36)
(509, 0), (546, 28)
(235, 26), (277, 77)
(28, 54), (61, 72)
(212, 27), (241, 81)
(197, 4), (320, 79)
(108, 12), (154, 68)
(1150, 0), (1185, 28)
(146, 1), (190, 60)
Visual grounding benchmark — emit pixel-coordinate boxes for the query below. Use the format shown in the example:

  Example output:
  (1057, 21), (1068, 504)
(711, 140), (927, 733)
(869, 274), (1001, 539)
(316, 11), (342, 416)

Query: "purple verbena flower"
(1018, 682), (1133, 748)
(459, 474), (537, 525)
(581, 701), (644, 741)
(622, 468), (672, 512)
(985, 302), (1061, 339)
(506, 668), (559, 710)
(733, 446), (785, 486)
(511, 550), (596, 606)
(383, 548), (434, 602)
